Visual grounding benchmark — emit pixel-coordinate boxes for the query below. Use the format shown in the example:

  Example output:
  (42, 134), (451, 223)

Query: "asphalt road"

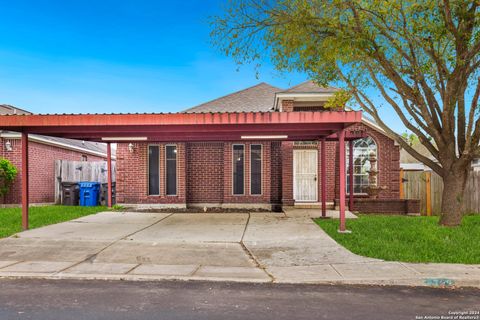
(0, 279), (478, 320)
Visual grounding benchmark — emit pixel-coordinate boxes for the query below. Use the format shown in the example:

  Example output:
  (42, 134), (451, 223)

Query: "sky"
(0, 0), (405, 132)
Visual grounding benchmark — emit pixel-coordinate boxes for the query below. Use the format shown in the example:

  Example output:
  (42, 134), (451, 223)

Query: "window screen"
(250, 145), (262, 195)
(166, 145), (177, 195)
(148, 146), (159, 195)
(233, 145), (244, 195)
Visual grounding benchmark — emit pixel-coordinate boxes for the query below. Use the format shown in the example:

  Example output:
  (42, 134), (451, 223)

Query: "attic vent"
(292, 106), (326, 112)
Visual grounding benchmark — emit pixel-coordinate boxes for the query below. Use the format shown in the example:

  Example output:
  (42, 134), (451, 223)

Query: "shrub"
(0, 158), (18, 197)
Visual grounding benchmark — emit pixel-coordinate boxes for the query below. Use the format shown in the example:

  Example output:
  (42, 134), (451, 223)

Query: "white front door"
(294, 150), (318, 202)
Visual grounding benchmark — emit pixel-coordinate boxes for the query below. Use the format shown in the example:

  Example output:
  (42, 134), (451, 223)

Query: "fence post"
(399, 169), (404, 199)
(425, 171), (432, 216)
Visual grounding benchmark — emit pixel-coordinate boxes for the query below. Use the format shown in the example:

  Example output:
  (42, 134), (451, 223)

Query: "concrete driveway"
(0, 211), (479, 287)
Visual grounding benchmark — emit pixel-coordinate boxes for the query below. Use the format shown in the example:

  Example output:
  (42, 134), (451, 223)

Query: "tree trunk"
(439, 166), (470, 226)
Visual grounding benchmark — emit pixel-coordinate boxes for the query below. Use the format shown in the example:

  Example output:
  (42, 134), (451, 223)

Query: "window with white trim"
(346, 137), (377, 194)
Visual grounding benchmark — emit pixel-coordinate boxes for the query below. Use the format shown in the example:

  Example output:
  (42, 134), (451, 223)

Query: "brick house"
(114, 81), (403, 212)
(0, 105), (109, 205)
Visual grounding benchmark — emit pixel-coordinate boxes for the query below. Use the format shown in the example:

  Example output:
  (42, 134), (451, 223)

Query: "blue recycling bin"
(79, 182), (101, 206)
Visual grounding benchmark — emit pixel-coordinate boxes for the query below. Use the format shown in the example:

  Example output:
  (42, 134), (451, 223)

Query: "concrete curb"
(1, 272), (479, 289)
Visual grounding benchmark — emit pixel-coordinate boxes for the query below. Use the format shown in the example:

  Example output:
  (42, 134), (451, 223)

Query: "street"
(0, 279), (478, 320)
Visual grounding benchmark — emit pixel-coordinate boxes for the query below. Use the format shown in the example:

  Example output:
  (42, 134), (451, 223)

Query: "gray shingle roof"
(281, 80), (340, 94)
(0, 104), (31, 115)
(1, 104), (108, 156)
(184, 83), (283, 113)
(34, 135), (108, 155)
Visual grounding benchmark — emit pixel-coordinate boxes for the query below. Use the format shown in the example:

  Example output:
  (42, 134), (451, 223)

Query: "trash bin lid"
(61, 181), (79, 186)
(78, 181), (101, 188)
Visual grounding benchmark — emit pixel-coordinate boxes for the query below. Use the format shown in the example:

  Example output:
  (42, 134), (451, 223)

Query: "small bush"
(0, 158), (18, 197)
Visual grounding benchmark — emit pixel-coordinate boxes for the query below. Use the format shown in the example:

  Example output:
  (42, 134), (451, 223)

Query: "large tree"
(211, 0), (480, 226)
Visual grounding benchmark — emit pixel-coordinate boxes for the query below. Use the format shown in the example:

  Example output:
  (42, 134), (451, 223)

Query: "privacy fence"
(400, 169), (480, 215)
(54, 160), (116, 204)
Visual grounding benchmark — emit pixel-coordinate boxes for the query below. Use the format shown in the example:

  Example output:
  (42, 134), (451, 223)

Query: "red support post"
(349, 140), (354, 211)
(107, 142), (113, 208)
(21, 132), (29, 230)
(321, 139), (327, 218)
(338, 129), (347, 232)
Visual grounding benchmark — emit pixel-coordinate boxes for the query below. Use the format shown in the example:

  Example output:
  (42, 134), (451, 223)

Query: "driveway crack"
(239, 213), (275, 283)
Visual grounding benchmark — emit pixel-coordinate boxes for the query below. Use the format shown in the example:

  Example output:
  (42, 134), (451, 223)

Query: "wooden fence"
(54, 160), (116, 204)
(401, 169), (480, 215)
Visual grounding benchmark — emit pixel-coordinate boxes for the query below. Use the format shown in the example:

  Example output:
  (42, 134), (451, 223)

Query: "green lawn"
(315, 215), (480, 264)
(0, 205), (107, 238)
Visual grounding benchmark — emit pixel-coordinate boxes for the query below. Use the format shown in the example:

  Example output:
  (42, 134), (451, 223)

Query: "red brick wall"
(116, 142), (186, 204)
(117, 141), (275, 206)
(281, 141), (294, 205)
(223, 142), (272, 204)
(114, 123), (400, 207)
(0, 138), (104, 204)
(270, 142), (282, 204)
(281, 100), (294, 112)
(352, 198), (420, 215)
(186, 142), (224, 203)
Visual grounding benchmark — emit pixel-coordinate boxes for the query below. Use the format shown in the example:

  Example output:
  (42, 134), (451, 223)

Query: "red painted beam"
(321, 139), (327, 218)
(76, 136), (337, 143)
(53, 131), (337, 142)
(0, 112), (363, 144)
(349, 140), (354, 211)
(21, 132), (29, 230)
(0, 111), (362, 128)
(107, 143), (113, 208)
(326, 130), (369, 141)
(338, 129), (346, 232)
(25, 123), (345, 134)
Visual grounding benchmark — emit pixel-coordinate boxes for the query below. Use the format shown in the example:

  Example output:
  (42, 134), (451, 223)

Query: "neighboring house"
(400, 140), (480, 172)
(0, 104), (110, 205)
(115, 81), (402, 211)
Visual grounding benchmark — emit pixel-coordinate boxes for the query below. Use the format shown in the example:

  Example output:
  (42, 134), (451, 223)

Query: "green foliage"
(315, 214), (480, 264)
(324, 90), (352, 110)
(0, 158), (18, 197)
(401, 132), (420, 146)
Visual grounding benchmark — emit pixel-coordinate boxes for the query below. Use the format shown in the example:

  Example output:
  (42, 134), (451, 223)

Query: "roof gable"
(184, 83), (282, 113)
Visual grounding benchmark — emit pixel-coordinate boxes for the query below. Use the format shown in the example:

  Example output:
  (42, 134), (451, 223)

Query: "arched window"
(346, 137), (377, 194)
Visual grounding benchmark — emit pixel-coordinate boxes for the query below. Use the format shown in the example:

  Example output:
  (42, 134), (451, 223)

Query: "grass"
(315, 214), (480, 264)
(0, 205), (107, 238)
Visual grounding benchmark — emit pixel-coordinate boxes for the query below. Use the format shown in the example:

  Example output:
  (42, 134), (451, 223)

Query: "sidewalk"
(0, 211), (478, 289)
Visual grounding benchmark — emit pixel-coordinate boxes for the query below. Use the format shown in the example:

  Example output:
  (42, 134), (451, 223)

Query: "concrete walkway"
(0, 211), (479, 288)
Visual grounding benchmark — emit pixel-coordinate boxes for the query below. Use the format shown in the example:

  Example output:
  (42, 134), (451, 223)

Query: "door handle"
(314, 176), (317, 181)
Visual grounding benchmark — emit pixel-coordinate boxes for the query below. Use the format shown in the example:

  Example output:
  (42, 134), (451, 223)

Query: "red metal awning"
(0, 111), (362, 142)
(1, 110), (360, 233)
